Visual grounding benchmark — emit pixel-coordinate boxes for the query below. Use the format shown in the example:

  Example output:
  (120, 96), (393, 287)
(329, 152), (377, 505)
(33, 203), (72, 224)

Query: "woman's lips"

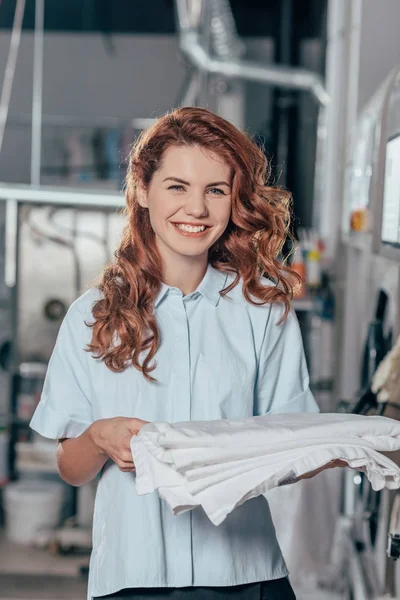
(170, 223), (211, 237)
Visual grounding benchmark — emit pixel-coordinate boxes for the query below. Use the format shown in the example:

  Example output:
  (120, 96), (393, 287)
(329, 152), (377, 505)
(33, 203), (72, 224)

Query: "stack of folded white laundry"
(130, 412), (400, 526)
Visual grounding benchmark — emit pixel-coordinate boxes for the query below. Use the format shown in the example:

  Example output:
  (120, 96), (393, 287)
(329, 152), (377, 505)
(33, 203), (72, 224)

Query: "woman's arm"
(30, 303), (148, 483)
(57, 417), (148, 487)
(296, 459), (348, 482)
(57, 426), (108, 487)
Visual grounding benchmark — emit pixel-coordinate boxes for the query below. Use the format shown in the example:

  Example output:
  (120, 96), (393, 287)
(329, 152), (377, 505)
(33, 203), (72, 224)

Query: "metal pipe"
(179, 30), (330, 106)
(0, 0), (26, 155)
(197, 1), (211, 107)
(312, 105), (328, 231)
(31, 0), (45, 187)
(317, 0), (362, 255)
(4, 198), (18, 288)
(8, 113), (157, 130)
(0, 182), (124, 209)
(208, 0), (244, 59)
(175, 69), (202, 107)
(175, 0), (203, 31)
(175, 0), (330, 106)
(272, 0), (295, 186)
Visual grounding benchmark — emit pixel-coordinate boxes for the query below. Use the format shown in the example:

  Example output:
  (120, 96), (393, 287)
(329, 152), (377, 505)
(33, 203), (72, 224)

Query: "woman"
(30, 107), (338, 600)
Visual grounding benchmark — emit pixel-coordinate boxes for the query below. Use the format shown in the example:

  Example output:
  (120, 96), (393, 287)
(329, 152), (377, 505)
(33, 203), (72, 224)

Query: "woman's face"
(138, 145), (232, 263)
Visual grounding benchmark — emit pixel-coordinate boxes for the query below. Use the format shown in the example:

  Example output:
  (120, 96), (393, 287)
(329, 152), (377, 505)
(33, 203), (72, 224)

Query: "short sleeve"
(29, 303), (94, 439)
(254, 306), (320, 415)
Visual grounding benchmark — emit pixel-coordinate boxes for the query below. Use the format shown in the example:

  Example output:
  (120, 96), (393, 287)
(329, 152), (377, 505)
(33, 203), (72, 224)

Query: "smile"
(171, 222), (211, 236)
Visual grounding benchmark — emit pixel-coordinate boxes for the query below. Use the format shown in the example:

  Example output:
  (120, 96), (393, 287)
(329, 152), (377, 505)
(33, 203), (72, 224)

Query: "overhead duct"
(208, 0), (245, 59)
(174, 0), (330, 106)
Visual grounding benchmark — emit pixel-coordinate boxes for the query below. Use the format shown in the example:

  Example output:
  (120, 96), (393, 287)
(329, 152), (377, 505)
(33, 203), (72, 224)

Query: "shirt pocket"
(193, 348), (256, 420)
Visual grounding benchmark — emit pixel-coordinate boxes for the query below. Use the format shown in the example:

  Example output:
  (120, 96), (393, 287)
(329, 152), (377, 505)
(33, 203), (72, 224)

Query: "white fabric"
(131, 412), (400, 526)
(267, 470), (342, 589)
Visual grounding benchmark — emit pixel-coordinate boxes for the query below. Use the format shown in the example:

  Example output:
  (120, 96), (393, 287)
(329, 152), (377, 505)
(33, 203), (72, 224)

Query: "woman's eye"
(207, 188), (225, 195)
(167, 185), (226, 195)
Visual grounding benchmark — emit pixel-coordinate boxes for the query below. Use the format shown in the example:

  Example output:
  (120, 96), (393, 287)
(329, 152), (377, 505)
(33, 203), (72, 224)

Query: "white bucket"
(4, 480), (64, 544)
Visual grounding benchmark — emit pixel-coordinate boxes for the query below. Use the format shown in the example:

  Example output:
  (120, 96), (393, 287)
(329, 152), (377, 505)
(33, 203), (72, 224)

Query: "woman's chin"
(166, 242), (211, 260)
(155, 231), (219, 260)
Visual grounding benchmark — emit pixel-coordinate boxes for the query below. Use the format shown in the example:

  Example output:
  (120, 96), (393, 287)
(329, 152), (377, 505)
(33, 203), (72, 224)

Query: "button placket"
(182, 295), (195, 584)
(168, 291), (193, 584)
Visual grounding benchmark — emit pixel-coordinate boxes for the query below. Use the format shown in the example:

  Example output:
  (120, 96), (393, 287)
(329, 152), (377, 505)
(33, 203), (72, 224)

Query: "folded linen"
(130, 412), (400, 526)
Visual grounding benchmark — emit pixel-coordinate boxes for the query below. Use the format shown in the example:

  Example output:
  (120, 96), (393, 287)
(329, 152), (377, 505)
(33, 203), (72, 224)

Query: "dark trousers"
(94, 577), (296, 599)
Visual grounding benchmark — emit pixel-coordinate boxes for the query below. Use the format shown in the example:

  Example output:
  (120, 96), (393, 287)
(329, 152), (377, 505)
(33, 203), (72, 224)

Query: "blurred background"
(1, 0), (400, 598)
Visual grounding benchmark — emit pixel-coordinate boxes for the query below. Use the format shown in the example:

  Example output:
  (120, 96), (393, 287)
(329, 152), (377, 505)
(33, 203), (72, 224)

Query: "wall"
(0, 32), (275, 185)
(335, 0), (400, 402)
(358, 0), (400, 113)
(0, 33), (187, 184)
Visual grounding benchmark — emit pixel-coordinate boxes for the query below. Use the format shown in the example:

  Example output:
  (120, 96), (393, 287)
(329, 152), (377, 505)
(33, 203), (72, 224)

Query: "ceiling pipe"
(174, 0), (330, 106)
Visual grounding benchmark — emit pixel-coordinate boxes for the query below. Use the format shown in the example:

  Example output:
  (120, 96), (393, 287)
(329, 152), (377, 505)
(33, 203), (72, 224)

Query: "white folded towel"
(130, 412), (400, 526)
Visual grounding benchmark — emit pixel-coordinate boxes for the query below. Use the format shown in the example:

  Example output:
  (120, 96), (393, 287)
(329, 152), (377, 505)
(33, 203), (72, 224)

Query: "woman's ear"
(137, 184), (148, 209)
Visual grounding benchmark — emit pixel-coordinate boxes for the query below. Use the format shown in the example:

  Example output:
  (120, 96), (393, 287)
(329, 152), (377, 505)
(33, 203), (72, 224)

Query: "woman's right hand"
(89, 417), (148, 472)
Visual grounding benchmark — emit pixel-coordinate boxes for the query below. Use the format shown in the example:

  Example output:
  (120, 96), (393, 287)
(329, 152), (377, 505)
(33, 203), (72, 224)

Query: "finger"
(129, 418), (148, 433)
(333, 459), (348, 468)
(115, 460), (135, 470)
(120, 450), (134, 463)
(119, 466), (136, 472)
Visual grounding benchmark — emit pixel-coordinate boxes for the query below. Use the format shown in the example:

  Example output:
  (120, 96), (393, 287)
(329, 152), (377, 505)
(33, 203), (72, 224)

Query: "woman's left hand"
(298, 459), (348, 480)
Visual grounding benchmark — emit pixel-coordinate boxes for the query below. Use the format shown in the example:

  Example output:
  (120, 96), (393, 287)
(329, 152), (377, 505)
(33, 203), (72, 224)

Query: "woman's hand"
(298, 459), (348, 481)
(89, 417), (148, 472)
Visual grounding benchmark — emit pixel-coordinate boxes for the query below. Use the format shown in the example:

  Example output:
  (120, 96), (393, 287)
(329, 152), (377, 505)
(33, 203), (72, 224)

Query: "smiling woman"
(29, 106), (312, 600)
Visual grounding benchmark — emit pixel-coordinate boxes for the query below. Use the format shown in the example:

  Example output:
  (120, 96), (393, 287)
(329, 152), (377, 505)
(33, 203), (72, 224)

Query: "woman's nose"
(185, 193), (208, 217)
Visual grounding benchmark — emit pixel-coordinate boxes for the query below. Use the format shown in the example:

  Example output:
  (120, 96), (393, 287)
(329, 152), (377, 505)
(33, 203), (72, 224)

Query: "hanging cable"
(23, 207), (83, 299)
(0, 0), (26, 155)
(31, 0), (44, 186)
(48, 208), (113, 265)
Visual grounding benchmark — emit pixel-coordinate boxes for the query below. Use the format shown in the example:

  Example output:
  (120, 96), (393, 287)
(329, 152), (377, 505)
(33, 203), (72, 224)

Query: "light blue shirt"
(30, 264), (319, 599)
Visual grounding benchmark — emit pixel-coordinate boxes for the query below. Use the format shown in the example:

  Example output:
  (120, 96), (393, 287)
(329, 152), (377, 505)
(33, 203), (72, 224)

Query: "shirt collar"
(155, 264), (229, 308)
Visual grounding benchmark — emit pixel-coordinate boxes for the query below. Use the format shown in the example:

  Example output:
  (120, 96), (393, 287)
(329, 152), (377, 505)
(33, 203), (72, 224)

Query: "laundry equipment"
(332, 65), (400, 600)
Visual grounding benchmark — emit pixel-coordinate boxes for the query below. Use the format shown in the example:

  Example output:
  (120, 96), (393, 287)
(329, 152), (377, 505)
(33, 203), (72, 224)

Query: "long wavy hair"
(87, 106), (300, 381)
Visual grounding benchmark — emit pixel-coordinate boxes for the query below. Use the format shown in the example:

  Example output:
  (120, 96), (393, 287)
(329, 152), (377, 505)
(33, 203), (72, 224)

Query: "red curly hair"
(87, 106), (299, 381)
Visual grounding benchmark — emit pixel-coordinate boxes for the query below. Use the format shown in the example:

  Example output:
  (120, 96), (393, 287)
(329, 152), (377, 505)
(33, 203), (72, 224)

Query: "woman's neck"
(161, 259), (208, 296)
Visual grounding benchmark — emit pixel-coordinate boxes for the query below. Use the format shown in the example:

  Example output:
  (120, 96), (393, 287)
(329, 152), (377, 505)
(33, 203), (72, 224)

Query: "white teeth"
(175, 224), (206, 233)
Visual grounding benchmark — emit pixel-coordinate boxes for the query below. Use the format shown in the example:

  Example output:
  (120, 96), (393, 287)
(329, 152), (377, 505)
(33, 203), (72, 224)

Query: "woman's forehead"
(156, 145), (231, 180)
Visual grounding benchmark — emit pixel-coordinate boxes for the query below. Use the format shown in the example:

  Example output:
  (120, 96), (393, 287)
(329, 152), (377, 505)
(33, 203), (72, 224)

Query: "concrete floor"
(0, 531), (86, 577)
(0, 529), (344, 600)
(0, 529), (88, 599)
(0, 574), (87, 600)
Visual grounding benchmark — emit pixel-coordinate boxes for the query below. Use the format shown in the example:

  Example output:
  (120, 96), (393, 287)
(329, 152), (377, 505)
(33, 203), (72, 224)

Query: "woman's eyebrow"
(207, 181), (231, 187)
(163, 177), (230, 187)
(163, 177), (190, 185)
